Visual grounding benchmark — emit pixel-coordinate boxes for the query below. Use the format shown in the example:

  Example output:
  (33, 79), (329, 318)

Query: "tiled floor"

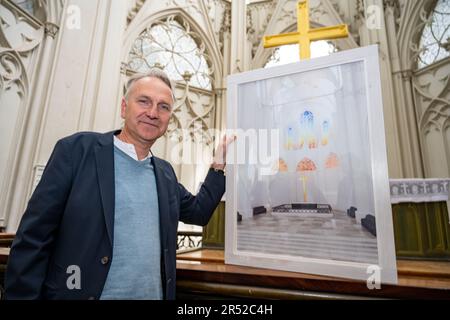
(237, 210), (378, 264)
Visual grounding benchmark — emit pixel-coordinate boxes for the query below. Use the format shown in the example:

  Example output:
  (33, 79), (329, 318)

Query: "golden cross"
(301, 176), (308, 202)
(263, 0), (349, 60)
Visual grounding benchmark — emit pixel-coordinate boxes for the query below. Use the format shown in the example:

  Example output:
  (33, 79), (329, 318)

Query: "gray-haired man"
(6, 69), (234, 300)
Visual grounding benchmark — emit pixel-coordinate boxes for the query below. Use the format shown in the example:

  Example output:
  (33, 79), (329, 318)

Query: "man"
(5, 69), (234, 300)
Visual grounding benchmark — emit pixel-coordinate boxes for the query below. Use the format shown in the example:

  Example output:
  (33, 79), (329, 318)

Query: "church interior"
(0, 0), (449, 299)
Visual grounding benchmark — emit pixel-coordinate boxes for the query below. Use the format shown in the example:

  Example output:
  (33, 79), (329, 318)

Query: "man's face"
(121, 76), (174, 145)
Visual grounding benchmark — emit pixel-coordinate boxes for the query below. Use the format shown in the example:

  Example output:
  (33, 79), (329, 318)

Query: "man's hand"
(211, 134), (236, 171)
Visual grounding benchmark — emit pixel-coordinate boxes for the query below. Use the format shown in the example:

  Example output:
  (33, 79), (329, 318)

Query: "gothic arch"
(0, 50), (31, 229)
(122, 8), (223, 84)
(119, 9), (220, 140)
(0, 49), (30, 184)
(397, 0), (438, 71)
(418, 75), (450, 134)
(400, 0), (450, 177)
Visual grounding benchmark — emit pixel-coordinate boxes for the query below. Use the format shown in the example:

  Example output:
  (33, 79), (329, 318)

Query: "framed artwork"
(225, 45), (398, 284)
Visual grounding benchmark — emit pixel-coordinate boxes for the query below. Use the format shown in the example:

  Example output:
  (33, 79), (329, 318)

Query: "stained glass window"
(265, 41), (336, 68)
(418, 0), (450, 68)
(127, 16), (212, 90)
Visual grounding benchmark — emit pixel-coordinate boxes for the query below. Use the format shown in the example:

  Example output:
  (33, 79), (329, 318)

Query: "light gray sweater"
(100, 146), (162, 300)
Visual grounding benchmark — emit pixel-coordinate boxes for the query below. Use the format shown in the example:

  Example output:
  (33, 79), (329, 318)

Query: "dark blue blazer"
(5, 130), (225, 300)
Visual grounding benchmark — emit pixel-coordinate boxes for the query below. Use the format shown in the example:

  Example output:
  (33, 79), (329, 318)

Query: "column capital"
(44, 22), (60, 39)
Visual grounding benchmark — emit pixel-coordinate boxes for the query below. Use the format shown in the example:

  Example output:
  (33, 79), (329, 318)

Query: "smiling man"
(5, 69), (234, 300)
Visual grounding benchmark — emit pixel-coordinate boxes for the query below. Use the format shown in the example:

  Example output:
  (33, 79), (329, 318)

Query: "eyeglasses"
(136, 97), (172, 113)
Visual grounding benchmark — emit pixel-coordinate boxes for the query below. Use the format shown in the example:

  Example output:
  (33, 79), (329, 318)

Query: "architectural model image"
(233, 58), (380, 265)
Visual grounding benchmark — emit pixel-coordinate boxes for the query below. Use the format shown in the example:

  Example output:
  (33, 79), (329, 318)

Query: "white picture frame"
(225, 45), (398, 284)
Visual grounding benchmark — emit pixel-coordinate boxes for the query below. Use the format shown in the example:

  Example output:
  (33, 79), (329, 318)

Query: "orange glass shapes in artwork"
(278, 158), (289, 172)
(325, 152), (339, 169)
(296, 158), (317, 172)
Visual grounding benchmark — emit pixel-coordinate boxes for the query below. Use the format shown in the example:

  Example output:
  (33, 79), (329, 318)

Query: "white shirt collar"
(113, 135), (152, 161)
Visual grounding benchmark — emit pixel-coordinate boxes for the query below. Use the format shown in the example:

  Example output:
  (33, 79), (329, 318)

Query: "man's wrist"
(210, 162), (225, 173)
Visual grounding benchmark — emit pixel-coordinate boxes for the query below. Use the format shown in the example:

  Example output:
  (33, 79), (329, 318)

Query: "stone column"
(384, 0), (424, 178)
(359, 0), (403, 178)
(230, 0), (246, 74)
(217, 6), (231, 134)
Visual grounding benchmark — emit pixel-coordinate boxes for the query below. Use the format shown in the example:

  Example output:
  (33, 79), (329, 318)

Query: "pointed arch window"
(417, 0), (450, 68)
(264, 40), (336, 68)
(127, 15), (213, 90)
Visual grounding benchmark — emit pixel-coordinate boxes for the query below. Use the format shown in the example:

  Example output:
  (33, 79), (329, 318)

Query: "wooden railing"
(0, 233), (14, 248)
